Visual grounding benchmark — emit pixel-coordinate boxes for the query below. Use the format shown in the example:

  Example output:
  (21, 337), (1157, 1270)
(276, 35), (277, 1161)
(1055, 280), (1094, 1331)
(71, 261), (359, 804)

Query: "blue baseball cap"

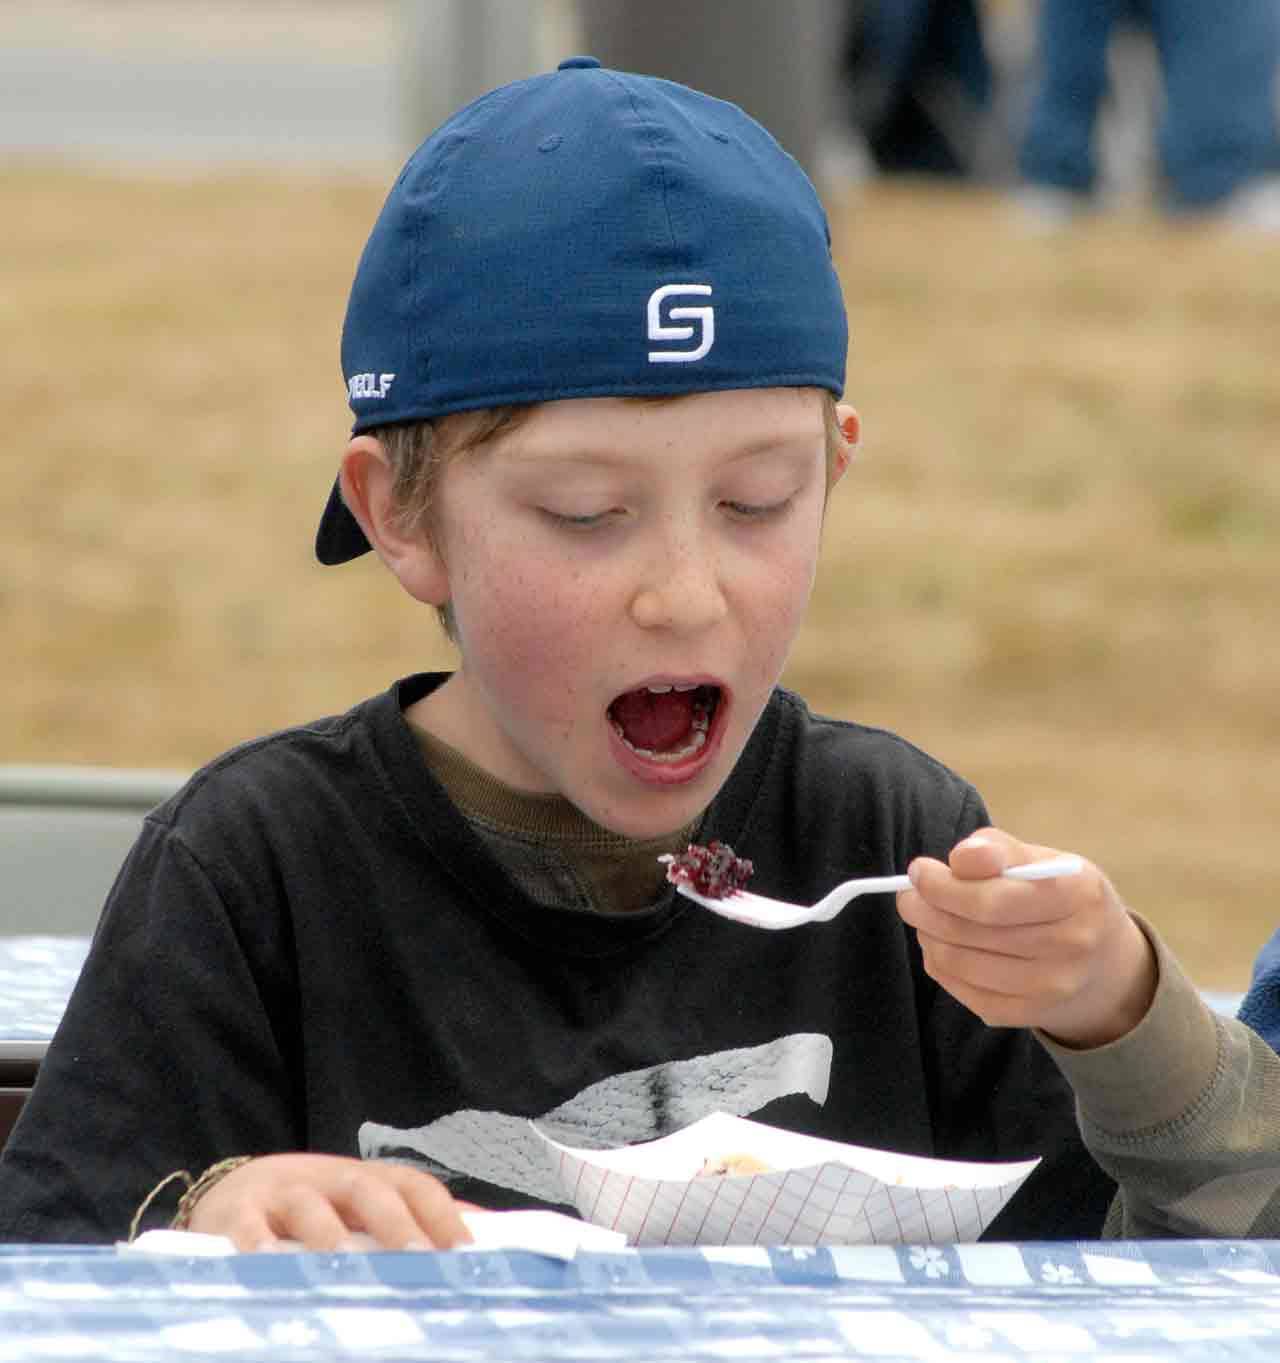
(316, 55), (849, 564)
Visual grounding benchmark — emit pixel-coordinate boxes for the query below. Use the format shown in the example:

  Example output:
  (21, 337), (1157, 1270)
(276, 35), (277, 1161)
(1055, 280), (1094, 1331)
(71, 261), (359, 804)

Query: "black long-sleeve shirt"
(0, 677), (1114, 1243)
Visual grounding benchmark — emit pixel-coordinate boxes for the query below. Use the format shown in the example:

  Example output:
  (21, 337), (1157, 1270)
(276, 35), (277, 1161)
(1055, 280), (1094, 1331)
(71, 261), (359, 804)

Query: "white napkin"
(119, 1208), (624, 1261)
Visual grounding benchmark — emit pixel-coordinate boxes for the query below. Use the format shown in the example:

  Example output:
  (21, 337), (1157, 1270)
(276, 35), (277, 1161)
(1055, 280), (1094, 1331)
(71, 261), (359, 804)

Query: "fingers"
(367, 1164), (472, 1250)
(906, 881), (1103, 1019)
(944, 827), (1065, 886)
(944, 829), (1017, 880)
(187, 1153), (473, 1253)
(896, 828), (1149, 1037)
(906, 828), (1083, 928)
(218, 1208), (278, 1254)
(906, 870), (1075, 940)
(267, 1181), (364, 1252)
(901, 828), (1104, 959)
(914, 929), (1094, 1024)
(298, 1163), (473, 1251)
(281, 1171), (420, 1251)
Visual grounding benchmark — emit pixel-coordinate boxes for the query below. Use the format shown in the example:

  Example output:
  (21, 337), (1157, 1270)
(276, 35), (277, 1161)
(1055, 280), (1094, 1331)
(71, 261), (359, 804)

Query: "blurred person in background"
(1016, 0), (1280, 230)
(840, 0), (996, 180)
(576, 0), (1003, 192)
(1238, 930), (1280, 1054)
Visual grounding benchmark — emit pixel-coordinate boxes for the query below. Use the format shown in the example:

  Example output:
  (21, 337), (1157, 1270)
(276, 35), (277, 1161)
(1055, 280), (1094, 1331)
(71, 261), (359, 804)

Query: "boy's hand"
(897, 828), (1157, 1048)
(186, 1153), (474, 1252)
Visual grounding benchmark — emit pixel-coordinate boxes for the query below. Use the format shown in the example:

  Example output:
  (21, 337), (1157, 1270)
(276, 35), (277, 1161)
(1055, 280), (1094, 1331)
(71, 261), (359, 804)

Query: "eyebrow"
(503, 429), (822, 468)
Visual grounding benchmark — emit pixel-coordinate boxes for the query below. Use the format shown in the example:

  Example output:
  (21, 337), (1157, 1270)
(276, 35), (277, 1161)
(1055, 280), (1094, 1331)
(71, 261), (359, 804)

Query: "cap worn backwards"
(316, 55), (849, 565)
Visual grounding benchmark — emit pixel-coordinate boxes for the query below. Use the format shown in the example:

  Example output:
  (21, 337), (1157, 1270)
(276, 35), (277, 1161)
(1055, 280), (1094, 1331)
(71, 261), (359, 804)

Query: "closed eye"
(539, 508), (623, 530)
(722, 496), (794, 521)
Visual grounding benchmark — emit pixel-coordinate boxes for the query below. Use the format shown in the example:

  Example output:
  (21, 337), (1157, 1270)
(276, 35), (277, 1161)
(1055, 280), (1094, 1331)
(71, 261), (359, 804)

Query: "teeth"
(609, 684), (719, 762)
(617, 728), (708, 762)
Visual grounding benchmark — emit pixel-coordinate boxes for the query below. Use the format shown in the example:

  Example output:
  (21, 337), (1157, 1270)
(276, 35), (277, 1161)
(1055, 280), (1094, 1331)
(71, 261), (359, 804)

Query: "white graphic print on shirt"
(359, 1033), (833, 1203)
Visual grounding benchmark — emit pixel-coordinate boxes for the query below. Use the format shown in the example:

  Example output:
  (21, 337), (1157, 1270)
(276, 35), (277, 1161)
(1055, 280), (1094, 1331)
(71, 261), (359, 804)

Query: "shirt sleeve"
(1038, 914), (1280, 1239)
(0, 816), (302, 1244)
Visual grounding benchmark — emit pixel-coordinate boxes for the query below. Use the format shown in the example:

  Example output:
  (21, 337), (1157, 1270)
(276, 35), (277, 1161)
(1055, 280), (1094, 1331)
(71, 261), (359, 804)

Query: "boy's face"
(407, 387), (851, 840)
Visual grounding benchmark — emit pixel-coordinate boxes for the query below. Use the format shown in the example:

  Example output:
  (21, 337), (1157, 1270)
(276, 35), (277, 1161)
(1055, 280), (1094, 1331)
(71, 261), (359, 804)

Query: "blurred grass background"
(4, 150), (1278, 986)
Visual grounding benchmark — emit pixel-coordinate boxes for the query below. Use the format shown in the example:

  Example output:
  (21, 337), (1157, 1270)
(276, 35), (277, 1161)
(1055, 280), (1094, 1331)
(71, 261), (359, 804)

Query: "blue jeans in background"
(1019, 0), (1280, 208)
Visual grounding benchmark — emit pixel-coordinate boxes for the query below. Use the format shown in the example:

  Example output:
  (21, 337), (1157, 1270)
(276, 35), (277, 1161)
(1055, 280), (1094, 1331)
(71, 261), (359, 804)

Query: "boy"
(2, 58), (1277, 1251)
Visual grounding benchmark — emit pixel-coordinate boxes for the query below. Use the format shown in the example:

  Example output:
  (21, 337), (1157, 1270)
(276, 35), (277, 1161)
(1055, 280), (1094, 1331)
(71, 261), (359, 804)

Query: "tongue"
(611, 689), (695, 752)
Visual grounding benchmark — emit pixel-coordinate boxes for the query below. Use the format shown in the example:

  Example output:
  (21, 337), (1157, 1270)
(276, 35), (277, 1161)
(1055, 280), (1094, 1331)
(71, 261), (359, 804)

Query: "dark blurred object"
(842, 0), (993, 178)
(575, 0), (846, 181)
(1018, 0), (1280, 215)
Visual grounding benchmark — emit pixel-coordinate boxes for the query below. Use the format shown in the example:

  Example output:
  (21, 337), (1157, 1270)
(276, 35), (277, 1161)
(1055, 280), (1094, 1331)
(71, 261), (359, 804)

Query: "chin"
(583, 772), (726, 843)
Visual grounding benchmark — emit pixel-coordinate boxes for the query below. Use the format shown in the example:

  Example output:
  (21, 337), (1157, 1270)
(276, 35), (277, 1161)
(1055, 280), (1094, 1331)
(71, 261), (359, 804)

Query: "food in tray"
(663, 840), (754, 899)
(697, 1152), (772, 1178)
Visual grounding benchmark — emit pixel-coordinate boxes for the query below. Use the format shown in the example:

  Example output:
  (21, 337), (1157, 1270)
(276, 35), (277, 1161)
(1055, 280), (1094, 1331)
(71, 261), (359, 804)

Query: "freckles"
(475, 571), (583, 687)
(453, 521), (597, 720)
(746, 560), (814, 680)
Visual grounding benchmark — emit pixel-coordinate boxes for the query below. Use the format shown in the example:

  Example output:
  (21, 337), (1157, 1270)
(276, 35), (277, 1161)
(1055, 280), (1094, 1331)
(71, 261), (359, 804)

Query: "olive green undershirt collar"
(410, 721), (697, 915)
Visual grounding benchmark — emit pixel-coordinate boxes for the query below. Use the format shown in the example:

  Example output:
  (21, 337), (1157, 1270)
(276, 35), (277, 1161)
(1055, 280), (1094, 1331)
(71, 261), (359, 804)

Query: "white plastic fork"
(661, 853), (1085, 930)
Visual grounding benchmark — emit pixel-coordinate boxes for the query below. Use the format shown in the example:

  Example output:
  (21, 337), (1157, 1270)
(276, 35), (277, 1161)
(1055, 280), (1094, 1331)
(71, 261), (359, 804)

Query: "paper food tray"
(533, 1111), (1038, 1248)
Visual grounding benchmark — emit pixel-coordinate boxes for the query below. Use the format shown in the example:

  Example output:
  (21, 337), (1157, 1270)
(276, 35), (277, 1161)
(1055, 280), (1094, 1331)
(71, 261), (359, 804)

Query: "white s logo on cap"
(647, 284), (714, 363)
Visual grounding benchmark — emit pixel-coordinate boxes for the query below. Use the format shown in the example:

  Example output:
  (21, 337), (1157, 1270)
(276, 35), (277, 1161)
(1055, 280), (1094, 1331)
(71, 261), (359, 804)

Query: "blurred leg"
(1148, 0), (1280, 208)
(1018, 0), (1126, 194)
(866, 0), (994, 177)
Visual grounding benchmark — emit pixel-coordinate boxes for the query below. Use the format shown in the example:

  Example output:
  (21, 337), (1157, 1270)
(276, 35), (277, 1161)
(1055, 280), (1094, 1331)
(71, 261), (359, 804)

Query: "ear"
(832, 403), (860, 484)
(338, 436), (450, 606)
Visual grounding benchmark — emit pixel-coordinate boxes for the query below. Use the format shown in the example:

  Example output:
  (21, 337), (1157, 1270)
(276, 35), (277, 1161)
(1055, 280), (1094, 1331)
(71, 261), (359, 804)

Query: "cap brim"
(314, 476), (372, 565)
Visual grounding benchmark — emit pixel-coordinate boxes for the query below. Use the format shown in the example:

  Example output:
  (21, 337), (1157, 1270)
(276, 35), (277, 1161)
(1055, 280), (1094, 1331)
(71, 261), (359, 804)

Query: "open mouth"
(607, 683), (722, 764)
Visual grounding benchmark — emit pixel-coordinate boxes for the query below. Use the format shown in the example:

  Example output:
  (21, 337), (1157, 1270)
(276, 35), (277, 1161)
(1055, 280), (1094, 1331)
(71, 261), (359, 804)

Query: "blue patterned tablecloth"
(1, 1240), (1280, 1360)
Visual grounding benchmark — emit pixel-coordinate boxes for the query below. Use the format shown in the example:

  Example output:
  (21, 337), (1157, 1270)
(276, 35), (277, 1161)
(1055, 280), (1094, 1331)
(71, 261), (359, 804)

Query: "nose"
(629, 523), (729, 634)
